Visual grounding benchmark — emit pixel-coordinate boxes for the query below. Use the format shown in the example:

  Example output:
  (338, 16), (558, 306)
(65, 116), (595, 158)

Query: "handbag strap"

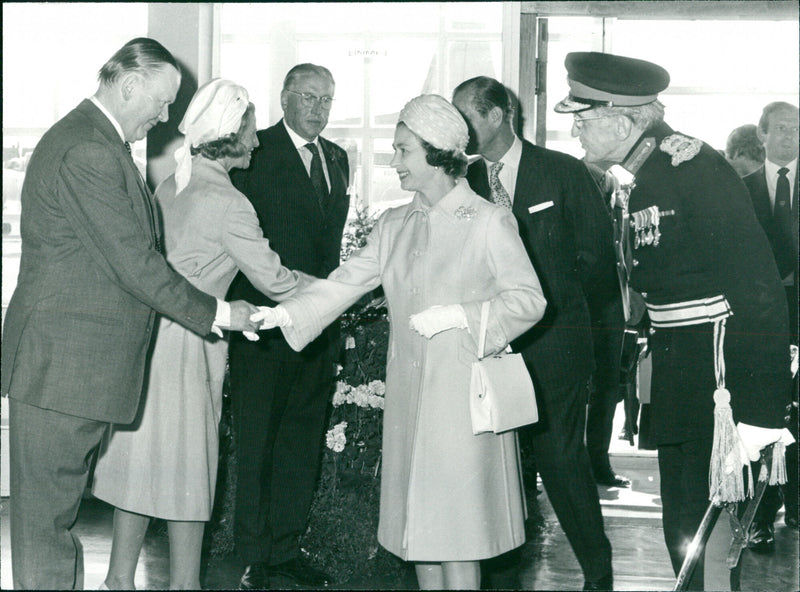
(478, 301), (490, 359)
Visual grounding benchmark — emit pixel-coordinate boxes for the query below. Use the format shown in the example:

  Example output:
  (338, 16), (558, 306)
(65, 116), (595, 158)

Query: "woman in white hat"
(257, 94), (547, 589)
(92, 79), (303, 589)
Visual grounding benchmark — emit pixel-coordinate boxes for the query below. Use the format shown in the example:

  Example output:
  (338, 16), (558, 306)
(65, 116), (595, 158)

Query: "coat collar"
(402, 179), (477, 225)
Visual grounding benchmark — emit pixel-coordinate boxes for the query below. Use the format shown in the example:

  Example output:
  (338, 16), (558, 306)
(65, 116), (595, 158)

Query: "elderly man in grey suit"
(1, 38), (259, 590)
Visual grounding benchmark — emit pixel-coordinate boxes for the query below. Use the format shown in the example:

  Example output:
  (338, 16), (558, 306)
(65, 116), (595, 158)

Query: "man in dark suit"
(453, 76), (615, 591)
(0, 38), (258, 590)
(228, 63), (350, 589)
(742, 101), (799, 550)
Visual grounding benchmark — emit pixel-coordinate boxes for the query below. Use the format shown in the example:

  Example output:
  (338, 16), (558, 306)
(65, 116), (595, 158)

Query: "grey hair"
(282, 63), (335, 90)
(98, 37), (179, 85)
(595, 100), (665, 130)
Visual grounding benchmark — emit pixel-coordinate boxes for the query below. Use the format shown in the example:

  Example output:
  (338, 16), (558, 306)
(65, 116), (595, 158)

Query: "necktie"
(773, 167), (796, 271)
(305, 142), (329, 210)
(125, 140), (161, 253)
(489, 162), (512, 210)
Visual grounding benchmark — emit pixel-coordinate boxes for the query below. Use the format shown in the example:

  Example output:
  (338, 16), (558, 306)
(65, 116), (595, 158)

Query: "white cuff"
(211, 298), (230, 337)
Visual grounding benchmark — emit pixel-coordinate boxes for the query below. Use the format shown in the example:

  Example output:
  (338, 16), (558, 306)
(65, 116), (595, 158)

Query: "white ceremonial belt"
(646, 295), (732, 328)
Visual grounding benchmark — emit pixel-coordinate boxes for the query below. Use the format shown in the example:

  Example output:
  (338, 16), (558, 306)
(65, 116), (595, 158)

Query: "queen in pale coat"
(258, 94), (546, 590)
(92, 79), (304, 590)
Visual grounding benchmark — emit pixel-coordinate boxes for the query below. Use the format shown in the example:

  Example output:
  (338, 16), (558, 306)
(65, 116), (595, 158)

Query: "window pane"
(543, 17), (799, 156)
(2, 2), (148, 311)
(219, 2), (504, 214)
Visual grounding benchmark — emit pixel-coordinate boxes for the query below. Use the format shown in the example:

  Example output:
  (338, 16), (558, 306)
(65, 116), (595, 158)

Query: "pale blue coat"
(282, 180), (546, 561)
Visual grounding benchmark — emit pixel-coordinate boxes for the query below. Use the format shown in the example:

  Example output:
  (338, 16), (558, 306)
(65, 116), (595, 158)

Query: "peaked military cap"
(554, 52), (670, 113)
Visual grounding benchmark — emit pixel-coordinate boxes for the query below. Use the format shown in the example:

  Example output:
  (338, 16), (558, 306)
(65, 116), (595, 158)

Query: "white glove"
(249, 304), (293, 330)
(790, 344), (798, 377)
(736, 422), (796, 462)
(409, 304), (468, 339)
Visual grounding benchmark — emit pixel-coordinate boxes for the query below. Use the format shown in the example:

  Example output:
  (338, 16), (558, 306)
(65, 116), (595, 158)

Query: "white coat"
(282, 180), (546, 560)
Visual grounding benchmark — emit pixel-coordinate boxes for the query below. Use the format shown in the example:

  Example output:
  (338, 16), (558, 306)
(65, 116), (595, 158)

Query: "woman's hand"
(250, 305), (293, 330)
(409, 304), (468, 339)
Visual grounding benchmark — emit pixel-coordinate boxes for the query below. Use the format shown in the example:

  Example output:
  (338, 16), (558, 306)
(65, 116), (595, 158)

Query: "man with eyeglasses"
(557, 52), (793, 591)
(742, 101), (799, 551)
(228, 63), (349, 589)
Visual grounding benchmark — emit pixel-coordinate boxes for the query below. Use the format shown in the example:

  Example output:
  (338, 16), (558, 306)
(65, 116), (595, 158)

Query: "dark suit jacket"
(229, 120), (350, 358)
(466, 140), (616, 390)
(1, 99), (216, 424)
(743, 164), (799, 280)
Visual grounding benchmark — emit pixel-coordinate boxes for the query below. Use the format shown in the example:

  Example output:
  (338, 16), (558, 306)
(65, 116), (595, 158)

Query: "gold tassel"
(769, 441), (787, 486)
(708, 387), (751, 503)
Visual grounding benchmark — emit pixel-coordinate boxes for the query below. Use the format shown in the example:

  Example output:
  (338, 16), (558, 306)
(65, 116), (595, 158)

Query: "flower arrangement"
(340, 197), (378, 262)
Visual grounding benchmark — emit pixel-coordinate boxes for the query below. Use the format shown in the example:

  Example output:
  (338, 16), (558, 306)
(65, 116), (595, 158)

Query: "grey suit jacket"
(1, 99), (216, 424)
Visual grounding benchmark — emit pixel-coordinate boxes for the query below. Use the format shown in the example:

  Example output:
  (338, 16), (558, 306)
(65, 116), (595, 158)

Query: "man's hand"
(226, 300), (261, 333)
(409, 304), (468, 339)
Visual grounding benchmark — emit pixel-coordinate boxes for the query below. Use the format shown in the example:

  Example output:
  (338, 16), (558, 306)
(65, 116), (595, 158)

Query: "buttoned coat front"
(280, 181), (546, 561)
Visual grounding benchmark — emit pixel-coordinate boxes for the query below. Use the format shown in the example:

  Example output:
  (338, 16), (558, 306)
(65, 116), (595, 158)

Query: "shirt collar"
(483, 135), (523, 169)
(283, 119), (319, 150)
(765, 157), (797, 180)
(90, 96), (125, 143)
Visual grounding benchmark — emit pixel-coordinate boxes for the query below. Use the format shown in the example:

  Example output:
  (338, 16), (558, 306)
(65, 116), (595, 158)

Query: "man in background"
(453, 76), (616, 591)
(1, 38), (257, 590)
(228, 63), (350, 590)
(742, 101), (799, 551)
(726, 123), (765, 178)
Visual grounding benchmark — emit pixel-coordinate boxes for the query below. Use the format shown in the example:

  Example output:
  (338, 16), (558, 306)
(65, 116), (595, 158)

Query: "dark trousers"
(754, 281), (798, 528)
(586, 323), (624, 477)
(658, 436), (713, 591)
(229, 348), (334, 566)
(8, 398), (108, 590)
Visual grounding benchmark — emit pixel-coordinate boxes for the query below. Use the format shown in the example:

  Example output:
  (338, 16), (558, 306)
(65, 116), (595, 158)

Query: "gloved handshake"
(242, 305), (293, 341)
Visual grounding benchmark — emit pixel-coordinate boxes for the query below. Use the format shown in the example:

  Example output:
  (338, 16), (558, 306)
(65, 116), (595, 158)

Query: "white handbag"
(470, 301), (539, 435)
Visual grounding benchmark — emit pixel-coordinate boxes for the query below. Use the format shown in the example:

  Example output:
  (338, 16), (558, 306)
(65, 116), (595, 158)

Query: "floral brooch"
(454, 205), (477, 220)
(660, 133), (702, 167)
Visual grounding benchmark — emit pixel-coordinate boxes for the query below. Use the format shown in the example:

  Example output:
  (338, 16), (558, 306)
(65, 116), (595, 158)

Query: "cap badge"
(660, 134), (702, 167)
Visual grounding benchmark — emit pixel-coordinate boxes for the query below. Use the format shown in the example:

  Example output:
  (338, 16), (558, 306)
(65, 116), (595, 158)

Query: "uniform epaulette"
(660, 133), (703, 167)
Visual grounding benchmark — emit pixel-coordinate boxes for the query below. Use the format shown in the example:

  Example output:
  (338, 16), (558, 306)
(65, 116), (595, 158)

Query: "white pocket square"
(528, 201), (554, 214)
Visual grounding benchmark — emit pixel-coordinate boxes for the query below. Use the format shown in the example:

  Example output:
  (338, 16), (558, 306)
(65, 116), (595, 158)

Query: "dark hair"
(283, 63), (335, 89)
(453, 76), (513, 119)
(420, 138), (468, 178)
(758, 101), (799, 133)
(98, 37), (180, 85)
(191, 103), (256, 160)
(726, 124), (765, 162)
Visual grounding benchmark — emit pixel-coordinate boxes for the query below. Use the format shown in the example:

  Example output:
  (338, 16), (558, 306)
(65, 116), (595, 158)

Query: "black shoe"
(583, 573), (613, 590)
(268, 557), (332, 588)
(785, 513), (799, 529)
(748, 521), (775, 554)
(239, 562), (270, 590)
(594, 470), (631, 488)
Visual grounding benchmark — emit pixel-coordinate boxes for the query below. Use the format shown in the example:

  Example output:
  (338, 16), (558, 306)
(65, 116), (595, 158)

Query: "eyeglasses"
(572, 114), (613, 128)
(772, 124), (799, 135)
(286, 90), (334, 110)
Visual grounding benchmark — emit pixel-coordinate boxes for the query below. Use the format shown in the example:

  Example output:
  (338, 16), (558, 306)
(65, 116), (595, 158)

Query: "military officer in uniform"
(554, 52), (793, 591)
